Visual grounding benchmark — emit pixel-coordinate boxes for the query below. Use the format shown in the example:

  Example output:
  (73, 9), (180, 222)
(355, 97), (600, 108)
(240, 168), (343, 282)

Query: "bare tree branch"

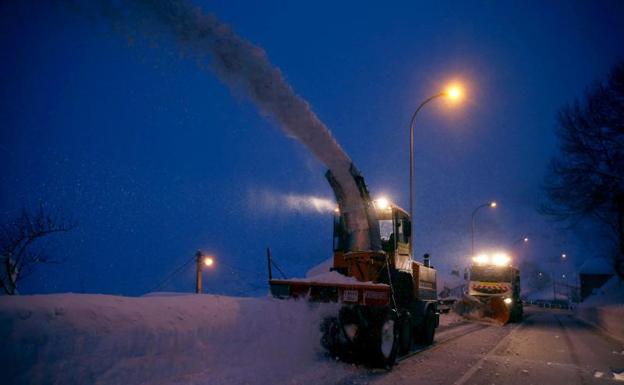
(542, 61), (624, 279)
(0, 204), (75, 295)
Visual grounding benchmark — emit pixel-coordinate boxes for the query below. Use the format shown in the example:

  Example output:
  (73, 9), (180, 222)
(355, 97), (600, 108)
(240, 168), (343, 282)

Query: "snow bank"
(0, 293), (346, 385)
(576, 276), (624, 342)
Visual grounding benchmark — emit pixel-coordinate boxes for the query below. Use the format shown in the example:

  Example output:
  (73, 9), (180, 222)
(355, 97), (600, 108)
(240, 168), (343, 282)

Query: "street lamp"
(512, 236), (529, 246)
(195, 250), (215, 294)
(470, 201), (497, 256)
(409, 84), (464, 257)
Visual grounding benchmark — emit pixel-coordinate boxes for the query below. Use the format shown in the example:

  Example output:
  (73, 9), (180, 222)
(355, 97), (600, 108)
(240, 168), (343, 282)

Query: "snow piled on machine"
(296, 270), (384, 285)
(303, 258), (388, 286)
(0, 293), (350, 385)
(306, 257), (334, 278)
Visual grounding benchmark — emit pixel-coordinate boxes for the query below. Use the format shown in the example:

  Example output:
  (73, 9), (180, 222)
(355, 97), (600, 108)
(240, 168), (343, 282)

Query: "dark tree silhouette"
(0, 205), (75, 295)
(543, 62), (624, 279)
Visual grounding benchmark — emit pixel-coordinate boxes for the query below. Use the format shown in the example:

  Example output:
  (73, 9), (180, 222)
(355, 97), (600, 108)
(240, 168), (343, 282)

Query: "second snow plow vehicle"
(466, 253), (523, 324)
(270, 167), (439, 368)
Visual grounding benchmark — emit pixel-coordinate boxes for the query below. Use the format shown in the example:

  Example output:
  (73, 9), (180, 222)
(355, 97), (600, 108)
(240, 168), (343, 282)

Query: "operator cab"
(332, 198), (413, 274)
(374, 199), (412, 272)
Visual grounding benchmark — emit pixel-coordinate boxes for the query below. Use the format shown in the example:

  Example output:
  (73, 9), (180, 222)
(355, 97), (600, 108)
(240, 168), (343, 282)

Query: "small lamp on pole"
(195, 250), (215, 294)
(470, 201), (497, 256)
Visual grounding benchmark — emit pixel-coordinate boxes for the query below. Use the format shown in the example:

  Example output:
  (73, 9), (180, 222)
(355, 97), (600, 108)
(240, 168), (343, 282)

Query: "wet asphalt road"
(339, 307), (624, 385)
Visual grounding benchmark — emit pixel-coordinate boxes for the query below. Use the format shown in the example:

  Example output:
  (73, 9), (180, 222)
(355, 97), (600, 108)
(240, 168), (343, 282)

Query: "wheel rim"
(380, 319), (395, 358)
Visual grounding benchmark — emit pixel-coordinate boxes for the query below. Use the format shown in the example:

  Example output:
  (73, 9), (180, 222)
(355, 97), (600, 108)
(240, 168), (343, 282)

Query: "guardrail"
(438, 298), (577, 312)
(522, 299), (575, 310)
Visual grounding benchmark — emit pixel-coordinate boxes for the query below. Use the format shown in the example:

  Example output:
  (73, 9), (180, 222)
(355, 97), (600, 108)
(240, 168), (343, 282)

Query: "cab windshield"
(379, 219), (393, 241)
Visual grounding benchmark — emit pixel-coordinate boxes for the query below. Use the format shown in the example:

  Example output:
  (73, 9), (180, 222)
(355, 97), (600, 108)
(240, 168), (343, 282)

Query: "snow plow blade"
(453, 295), (510, 325)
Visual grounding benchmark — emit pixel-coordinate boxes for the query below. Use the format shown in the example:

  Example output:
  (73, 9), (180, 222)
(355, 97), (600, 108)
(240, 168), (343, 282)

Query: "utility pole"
(266, 247), (273, 281)
(195, 250), (203, 294)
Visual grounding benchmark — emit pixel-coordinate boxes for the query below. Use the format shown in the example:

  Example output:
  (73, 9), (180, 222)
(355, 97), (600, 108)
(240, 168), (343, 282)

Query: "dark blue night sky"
(1, 1), (623, 296)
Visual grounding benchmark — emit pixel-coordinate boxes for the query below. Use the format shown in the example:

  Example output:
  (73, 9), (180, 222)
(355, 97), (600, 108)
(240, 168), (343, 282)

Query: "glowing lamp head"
(490, 201), (497, 208)
(445, 85), (463, 101)
(203, 257), (214, 267)
(504, 297), (513, 305)
(492, 252), (511, 266)
(375, 197), (390, 210)
(523, 237), (529, 242)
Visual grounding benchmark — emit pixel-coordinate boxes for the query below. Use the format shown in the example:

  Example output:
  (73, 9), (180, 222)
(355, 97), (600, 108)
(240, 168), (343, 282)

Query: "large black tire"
(372, 310), (400, 368)
(321, 316), (341, 354)
(509, 303), (524, 323)
(415, 308), (436, 345)
(398, 313), (413, 355)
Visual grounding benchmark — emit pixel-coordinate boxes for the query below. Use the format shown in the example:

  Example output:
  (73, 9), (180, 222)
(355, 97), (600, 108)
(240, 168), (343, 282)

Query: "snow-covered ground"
(0, 293), (347, 385)
(438, 310), (464, 327)
(1, 292), (467, 385)
(575, 276), (624, 342)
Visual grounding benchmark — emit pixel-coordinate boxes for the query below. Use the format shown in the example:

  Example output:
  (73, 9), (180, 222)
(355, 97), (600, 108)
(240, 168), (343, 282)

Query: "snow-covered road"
(338, 307), (624, 385)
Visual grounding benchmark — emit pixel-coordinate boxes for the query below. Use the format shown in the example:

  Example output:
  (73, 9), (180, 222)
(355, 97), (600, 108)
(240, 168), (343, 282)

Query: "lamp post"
(470, 201), (497, 256)
(195, 250), (215, 294)
(550, 253), (570, 303)
(409, 85), (462, 257)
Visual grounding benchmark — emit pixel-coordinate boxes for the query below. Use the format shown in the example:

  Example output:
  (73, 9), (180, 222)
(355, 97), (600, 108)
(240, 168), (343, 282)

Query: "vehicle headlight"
(504, 297), (513, 305)
(472, 254), (489, 265)
(492, 253), (511, 266)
